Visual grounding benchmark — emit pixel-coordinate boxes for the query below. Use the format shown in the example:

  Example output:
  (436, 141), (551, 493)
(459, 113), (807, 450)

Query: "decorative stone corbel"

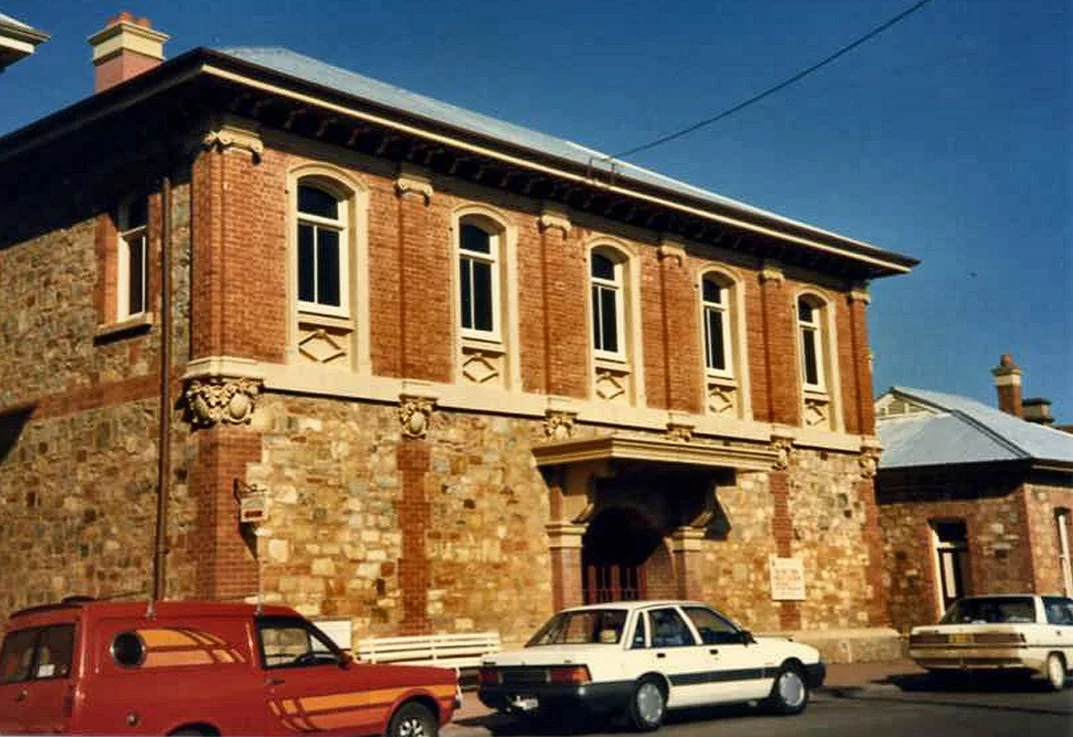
(859, 438), (882, 479)
(760, 261), (785, 284)
(538, 206), (571, 236)
(770, 430), (795, 471)
(184, 376), (262, 427)
(544, 410), (577, 441)
(848, 283), (871, 305)
(203, 123), (264, 163)
(398, 394), (436, 439)
(657, 238), (686, 267)
(666, 412), (695, 442)
(394, 164), (433, 204)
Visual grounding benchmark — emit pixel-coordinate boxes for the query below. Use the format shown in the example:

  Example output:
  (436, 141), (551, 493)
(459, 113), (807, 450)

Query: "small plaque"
(769, 557), (806, 601)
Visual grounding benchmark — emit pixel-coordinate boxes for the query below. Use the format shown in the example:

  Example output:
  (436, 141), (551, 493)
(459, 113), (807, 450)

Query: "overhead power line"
(608, 0), (940, 161)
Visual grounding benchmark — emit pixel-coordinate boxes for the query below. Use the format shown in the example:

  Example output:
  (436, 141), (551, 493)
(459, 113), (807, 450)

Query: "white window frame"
(590, 249), (626, 362)
(1058, 510), (1073, 597)
(457, 220), (502, 343)
(296, 182), (350, 319)
(701, 275), (734, 379)
(116, 198), (148, 320)
(797, 296), (826, 392)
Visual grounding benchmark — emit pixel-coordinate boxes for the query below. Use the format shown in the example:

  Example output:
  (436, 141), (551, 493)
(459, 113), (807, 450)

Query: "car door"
(1042, 596), (1073, 663)
(0, 623), (76, 735)
(0, 627), (38, 733)
(643, 607), (710, 708)
(681, 606), (771, 703)
(257, 616), (371, 736)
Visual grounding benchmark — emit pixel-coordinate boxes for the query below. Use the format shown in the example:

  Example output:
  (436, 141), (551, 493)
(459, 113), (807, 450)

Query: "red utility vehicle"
(0, 598), (458, 736)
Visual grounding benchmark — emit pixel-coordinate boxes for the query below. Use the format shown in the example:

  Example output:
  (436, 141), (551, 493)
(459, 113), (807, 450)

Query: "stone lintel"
(534, 434), (776, 471)
(669, 526), (705, 553)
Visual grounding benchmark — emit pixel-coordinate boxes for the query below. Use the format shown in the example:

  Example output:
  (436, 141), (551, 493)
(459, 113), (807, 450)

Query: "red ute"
(0, 599), (458, 736)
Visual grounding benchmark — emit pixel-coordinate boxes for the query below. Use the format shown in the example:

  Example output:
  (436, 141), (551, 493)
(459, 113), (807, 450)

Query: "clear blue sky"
(3, 0), (1070, 418)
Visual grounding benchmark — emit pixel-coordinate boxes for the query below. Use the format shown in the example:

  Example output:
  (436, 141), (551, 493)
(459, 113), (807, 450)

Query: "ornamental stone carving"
(394, 165), (434, 204)
(203, 124), (264, 162)
(760, 262), (785, 283)
(771, 432), (795, 471)
(184, 377), (262, 427)
(538, 207), (571, 236)
(657, 239), (685, 267)
(544, 410), (577, 440)
(859, 441), (882, 479)
(398, 395), (436, 439)
(666, 421), (694, 442)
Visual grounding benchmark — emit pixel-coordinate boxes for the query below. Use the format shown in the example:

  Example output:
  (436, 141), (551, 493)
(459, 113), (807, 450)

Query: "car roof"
(9, 599), (298, 623)
(558, 600), (710, 614)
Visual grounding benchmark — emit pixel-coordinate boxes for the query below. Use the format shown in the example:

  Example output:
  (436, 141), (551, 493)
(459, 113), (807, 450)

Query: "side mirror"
(740, 630), (757, 645)
(338, 651), (353, 669)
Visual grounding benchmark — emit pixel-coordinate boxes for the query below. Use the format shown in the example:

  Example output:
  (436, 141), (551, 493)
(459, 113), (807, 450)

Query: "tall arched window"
(297, 183), (348, 316)
(590, 249), (625, 358)
(797, 296), (825, 390)
(458, 221), (500, 338)
(702, 276), (732, 376)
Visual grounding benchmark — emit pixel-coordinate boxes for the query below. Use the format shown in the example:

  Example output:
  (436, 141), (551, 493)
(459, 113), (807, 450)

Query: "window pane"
(128, 234), (146, 315)
(600, 287), (618, 353)
(473, 260), (494, 332)
(260, 625), (313, 668)
(298, 185), (339, 219)
(34, 625), (74, 680)
(0, 628), (36, 684)
(591, 253), (615, 280)
(706, 309), (726, 371)
(297, 224), (315, 303)
(459, 259), (473, 329)
(317, 229), (341, 307)
(798, 299), (814, 324)
(591, 285), (602, 350)
(649, 608), (695, 648)
(460, 224), (491, 254)
(802, 329), (819, 385)
(683, 607), (738, 645)
(631, 613), (647, 649)
(702, 279), (722, 304)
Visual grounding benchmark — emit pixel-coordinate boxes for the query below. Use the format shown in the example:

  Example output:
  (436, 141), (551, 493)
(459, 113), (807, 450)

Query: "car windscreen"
(526, 609), (628, 646)
(940, 597), (1036, 625)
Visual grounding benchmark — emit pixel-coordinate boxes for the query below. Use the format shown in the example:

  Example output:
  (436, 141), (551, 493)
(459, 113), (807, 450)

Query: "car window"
(940, 597), (1037, 624)
(34, 625), (74, 680)
(631, 612), (647, 649)
(683, 606), (741, 645)
(258, 619), (340, 669)
(648, 608), (696, 648)
(526, 609), (628, 646)
(1043, 597), (1073, 626)
(0, 628), (37, 685)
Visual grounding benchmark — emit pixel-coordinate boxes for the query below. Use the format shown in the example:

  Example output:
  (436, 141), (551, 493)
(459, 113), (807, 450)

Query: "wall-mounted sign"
(769, 556), (806, 601)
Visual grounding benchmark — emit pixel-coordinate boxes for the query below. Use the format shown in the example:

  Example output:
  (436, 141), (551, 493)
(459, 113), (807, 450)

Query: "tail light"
(973, 632), (1026, 645)
(548, 666), (591, 685)
(478, 668), (502, 685)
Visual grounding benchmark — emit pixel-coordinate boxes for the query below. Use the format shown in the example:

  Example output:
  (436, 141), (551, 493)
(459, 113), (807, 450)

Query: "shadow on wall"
(0, 405), (34, 465)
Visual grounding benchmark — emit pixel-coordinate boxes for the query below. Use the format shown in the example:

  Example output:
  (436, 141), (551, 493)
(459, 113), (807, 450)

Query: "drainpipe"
(152, 172), (173, 602)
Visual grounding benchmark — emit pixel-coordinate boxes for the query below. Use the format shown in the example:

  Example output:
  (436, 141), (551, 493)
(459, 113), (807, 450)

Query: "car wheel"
(765, 664), (809, 715)
(1045, 653), (1067, 692)
(387, 701), (437, 737)
(627, 677), (666, 732)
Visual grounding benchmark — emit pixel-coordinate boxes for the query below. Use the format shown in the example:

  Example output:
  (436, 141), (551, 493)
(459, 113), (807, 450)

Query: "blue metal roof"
(876, 387), (1073, 469)
(212, 47), (905, 263)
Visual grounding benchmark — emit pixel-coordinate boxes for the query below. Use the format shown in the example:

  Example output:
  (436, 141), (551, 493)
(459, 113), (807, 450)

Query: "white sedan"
(908, 594), (1073, 690)
(477, 600), (825, 731)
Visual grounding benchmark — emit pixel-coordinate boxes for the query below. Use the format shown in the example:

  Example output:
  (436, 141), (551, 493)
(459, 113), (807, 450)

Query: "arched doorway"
(582, 506), (668, 604)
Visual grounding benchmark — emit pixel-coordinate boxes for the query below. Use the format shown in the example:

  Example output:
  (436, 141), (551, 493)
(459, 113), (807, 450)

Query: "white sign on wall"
(769, 556), (806, 601)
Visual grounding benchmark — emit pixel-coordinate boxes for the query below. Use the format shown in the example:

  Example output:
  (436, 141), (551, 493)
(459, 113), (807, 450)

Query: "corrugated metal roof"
(213, 46), (901, 261)
(876, 386), (1073, 469)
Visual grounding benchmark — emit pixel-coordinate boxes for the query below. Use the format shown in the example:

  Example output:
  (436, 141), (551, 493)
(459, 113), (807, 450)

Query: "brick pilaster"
(759, 265), (801, 426)
(857, 475), (890, 626)
(670, 527), (705, 600)
(398, 440), (432, 635)
(547, 521), (585, 611)
(542, 223), (587, 399)
(770, 470), (801, 630)
(847, 287), (875, 435)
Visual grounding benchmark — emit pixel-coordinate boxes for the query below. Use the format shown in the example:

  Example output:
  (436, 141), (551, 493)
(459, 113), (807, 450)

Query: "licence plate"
(510, 696), (539, 712)
(949, 633), (973, 644)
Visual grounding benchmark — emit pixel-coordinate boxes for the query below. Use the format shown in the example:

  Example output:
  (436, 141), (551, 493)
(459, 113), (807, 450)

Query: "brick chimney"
(991, 353), (1023, 418)
(87, 12), (168, 93)
(1022, 398), (1055, 426)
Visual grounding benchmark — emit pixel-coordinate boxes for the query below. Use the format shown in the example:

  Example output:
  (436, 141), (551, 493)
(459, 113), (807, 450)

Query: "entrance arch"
(582, 506), (671, 604)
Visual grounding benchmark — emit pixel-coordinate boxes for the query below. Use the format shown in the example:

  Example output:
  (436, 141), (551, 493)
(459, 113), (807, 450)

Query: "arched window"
(701, 276), (733, 376)
(797, 296), (825, 390)
(458, 221), (499, 337)
(296, 182), (348, 316)
(590, 249), (625, 358)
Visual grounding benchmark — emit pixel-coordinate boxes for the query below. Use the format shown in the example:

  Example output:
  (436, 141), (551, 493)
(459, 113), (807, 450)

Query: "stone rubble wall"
(1023, 479), (1073, 595)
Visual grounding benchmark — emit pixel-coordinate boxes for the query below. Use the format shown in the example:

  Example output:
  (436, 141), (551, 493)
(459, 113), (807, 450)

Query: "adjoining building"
(0, 12), (48, 71)
(0, 16), (919, 660)
(876, 355), (1073, 632)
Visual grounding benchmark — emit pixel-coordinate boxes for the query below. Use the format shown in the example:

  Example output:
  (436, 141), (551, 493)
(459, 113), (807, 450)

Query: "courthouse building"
(0, 16), (917, 659)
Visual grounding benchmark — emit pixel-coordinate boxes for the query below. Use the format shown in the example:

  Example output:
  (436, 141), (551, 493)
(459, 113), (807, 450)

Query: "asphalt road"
(445, 675), (1073, 737)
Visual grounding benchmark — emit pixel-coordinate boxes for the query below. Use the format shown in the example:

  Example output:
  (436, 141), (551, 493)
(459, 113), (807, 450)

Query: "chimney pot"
(87, 13), (169, 93)
(991, 352), (1024, 419)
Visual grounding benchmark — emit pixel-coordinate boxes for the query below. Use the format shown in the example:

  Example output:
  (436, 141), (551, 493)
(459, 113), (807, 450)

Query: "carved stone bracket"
(203, 124), (264, 163)
(538, 206), (571, 236)
(666, 418), (695, 442)
(760, 262), (785, 284)
(657, 239), (685, 267)
(184, 376), (262, 427)
(770, 431), (795, 471)
(859, 439), (882, 479)
(848, 283), (871, 305)
(398, 394), (436, 439)
(394, 164), (433, 204)
(544, 409), (577, 441)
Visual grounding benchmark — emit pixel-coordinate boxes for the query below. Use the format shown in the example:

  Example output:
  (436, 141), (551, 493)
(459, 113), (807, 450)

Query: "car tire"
(387, 701), (438, 737)
(765, 664), (810, 715)
(627, 676), (666, 732)
(1045, 653), (1067, 692)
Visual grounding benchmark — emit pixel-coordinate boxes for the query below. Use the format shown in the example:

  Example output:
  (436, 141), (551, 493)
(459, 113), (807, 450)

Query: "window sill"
(594, 354), (629, 369)
(803, 387), (829, 401)
(297, 312), (353, 331)
(705, 371), (737, 387)
(94, 312), (154, 345)
(461, 334), (505, 353)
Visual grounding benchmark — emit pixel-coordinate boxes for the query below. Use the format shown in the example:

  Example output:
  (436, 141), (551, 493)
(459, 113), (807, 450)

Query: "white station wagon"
(909, 594), (1073, 690)
(477, 600), (825, 731)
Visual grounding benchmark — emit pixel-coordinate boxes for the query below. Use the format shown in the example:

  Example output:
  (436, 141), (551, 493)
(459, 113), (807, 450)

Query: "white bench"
(355, 631), (501, 674)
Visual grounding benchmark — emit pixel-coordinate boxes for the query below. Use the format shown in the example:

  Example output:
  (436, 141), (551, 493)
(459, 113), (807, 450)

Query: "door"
(0, 624), (76, 734)
(0, 627), (38, 733)
(1042, 597), (1073, 666)
(257, 616), (371, 736)
(643, 607), (710, 708)
(932, 521), (971, 613)
(681, 606), (771, 702)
